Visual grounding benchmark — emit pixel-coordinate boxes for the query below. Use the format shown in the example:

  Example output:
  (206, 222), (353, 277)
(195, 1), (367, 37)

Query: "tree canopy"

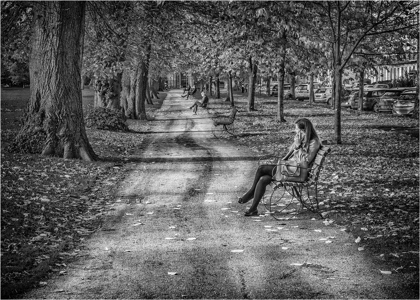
(1, 0), (418, 159)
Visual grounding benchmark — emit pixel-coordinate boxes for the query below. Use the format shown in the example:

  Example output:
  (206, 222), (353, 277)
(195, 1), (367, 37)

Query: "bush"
(85, 107), (129, 131)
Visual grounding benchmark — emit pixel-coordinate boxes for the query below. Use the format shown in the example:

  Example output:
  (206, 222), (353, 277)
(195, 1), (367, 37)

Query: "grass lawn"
(1, 88), (419, 298)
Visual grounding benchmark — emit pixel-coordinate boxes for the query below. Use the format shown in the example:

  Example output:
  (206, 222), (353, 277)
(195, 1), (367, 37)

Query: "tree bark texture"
(228, 71), (234, 107)
(414, 28), (420, 119)
(358, 69), (365, 111)
(215, 75), (220, 99)
(120, 70), (131, 116)
(277, 39), (287, 122)
(309, 73), (315, 104)
(134, 41), (151, 120)
(290, 72), (296, 99)
(334, 3), (342, 145)
(247, 57), (257, 111)
(277, 70), (286, 122)
(94, 76), (122, 110)
(15, 1), (96, 160)
(135, 61), (148, 120)
(209, 76), (213, 96)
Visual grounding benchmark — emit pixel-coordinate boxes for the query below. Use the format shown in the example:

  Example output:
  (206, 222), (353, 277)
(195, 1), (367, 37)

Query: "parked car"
(376, 90), (404, 113)
(295, 83), (321, 100)
(350, 88), (390, 110)
(392, 90), (418, 116)
(271, 84), (293, 99)
(314, 87), (332, 104)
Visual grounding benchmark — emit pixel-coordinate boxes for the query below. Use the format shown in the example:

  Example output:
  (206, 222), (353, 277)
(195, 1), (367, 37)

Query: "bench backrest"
(307, 145), (331, 184)
(229, 107), (238, 121)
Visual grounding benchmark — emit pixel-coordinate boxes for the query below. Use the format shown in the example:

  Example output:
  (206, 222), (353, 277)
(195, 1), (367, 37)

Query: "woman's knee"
(258, 175), (272, 185)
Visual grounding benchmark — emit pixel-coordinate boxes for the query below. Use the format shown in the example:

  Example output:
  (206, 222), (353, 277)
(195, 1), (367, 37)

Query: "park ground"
(1, 87), (419, 298)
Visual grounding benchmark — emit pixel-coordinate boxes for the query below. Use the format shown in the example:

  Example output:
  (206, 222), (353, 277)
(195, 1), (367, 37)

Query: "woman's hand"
(293, 131), (305, 149)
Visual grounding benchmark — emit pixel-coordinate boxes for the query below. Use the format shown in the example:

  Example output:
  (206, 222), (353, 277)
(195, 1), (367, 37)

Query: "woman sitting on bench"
(189, 91), (209, 114)
(238, 118), (321, 216)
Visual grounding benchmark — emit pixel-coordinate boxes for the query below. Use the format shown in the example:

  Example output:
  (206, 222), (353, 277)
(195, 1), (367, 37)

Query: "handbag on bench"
(274, 159), (310, 183)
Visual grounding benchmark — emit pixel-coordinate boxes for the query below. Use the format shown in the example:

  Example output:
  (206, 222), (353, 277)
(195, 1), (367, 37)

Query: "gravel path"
(24, 90), (415, 299)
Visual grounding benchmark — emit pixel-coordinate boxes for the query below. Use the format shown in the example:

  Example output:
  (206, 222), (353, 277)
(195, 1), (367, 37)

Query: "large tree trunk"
(135, 61), (148, 120)
(266, 77), (270, 96)
(145, 80), (153, 105)
(14, 2), (96, 161)
(247, 57), (257, 111)
(135, 42), (151, 120)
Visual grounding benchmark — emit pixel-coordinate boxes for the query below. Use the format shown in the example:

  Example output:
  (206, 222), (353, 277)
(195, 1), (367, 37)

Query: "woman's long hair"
(295, 118), (319, 149)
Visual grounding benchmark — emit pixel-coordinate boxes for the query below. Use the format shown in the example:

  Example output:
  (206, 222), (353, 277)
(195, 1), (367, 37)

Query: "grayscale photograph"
(1, 0), (419, 298)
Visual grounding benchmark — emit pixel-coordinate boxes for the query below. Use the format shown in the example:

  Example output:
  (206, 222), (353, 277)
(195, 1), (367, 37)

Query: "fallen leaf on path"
(282, 247), (288, 250)
(186, 238), (196, 241)
(355, 236), (361, 243)
(146, 212), (154, 215)
(380, 270), (392, 275)
(314, 229), (322, 232)
(358, 247), (364, 251)
(290, 263), (304, 266)
(168, 272), (178, 275)
(231, 249), (244, 253)
(132, 223), (144, 226)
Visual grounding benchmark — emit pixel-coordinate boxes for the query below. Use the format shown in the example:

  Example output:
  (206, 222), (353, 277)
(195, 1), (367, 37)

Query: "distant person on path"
(182, 85), (197, 100)
(238, 118), (321, 216)
(183, 85), (191, 94)
(189, 91), (209, 114)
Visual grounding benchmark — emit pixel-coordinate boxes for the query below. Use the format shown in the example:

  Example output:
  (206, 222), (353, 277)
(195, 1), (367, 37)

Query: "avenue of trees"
(1, 1), (419, 160)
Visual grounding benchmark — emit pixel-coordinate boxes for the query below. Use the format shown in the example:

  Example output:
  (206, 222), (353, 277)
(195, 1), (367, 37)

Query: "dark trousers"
(241, 164), (276, 211)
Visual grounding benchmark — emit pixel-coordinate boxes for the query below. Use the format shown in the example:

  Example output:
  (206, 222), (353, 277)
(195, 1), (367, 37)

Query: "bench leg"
(267, 183), (302, 220)
(268, 183), (323, 220)
(211, 123), (235, 139)
(292, 184), (323, 217)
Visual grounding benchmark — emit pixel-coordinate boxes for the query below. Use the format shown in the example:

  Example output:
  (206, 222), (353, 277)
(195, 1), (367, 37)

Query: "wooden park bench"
(258, 145), (331, 219)
(211, 106), (238, 138)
